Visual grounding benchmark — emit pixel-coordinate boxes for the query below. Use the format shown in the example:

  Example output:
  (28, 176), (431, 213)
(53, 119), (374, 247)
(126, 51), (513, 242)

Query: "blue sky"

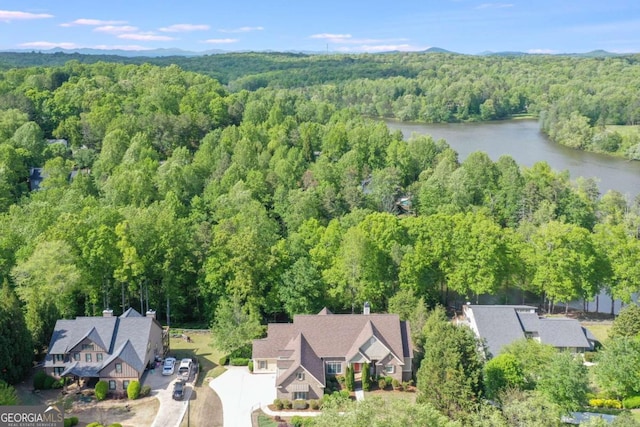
(1, 0), (639, 54)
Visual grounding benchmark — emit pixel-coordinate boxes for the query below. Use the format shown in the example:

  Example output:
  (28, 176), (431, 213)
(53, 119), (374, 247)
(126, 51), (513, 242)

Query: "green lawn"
(168, 329), (226, 385)
(581, 322), (613, 343)
(257, 414), (280, 427)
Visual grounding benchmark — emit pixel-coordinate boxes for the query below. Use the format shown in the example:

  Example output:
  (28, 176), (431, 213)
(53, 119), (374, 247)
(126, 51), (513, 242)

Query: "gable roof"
(46, 308), (159, 375)
(253, 311), (412, 364)
(466, 305), (592, 356)
(276, 333), (325, 388)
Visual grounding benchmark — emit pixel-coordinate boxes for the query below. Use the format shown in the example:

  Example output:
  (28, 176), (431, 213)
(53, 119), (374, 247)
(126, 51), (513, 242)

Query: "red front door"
(353, 363), (361, 373)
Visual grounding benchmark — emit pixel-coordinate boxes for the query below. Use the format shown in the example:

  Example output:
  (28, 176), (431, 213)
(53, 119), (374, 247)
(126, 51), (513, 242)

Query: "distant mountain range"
(1, 46), (634, 58)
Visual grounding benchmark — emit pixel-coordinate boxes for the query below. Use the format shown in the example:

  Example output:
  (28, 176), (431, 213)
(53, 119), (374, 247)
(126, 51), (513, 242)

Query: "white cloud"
(94, 25), (138, 34)
(203, 38), (238, 44)
(0, 10), (53, 21)
(118, 33), (175, 41)
(19, 41), (78, 49)
(218, 26), (264, 33)
(159, 24), (210, 32)
(310, 33), (352, 41)
(61, 18), (127, 27)
(476, 3), (513, 9)
(527, 48), (558, 54)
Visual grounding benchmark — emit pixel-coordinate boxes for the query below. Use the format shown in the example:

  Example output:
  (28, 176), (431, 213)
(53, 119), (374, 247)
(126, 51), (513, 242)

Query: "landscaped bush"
(282, 399), (292, 409)
(64, 419), (73, 427)
(385, 376), (393, 384)
(584, 352), (597, 363)
(95, 380), (108, 401)
(43, 375), (56, 390)
(335, 375), (345, 385)
(345, 366), (354, 391)
(248, 360), (253, 372)
(86, 423), (104, 427)
(229, 358), (249, 366)
(623, 396), (640, 409)
(402, 380), (414, 391)
(127, 380), (141, 400)
(362, 363), (370, 391)
(66, 417), (78, 426)
(290, 415), (305, 427)
(273, 398), (283, 410)
(309, 399), (320, 410)
(293, 399), (308, 410)
(392, 379), (400, 390)
(339, 390), (350, 399)
(219, 355), (229, 366)
(140, 385), (151, 397)
(107, 424), (123, 427)
(589, 398), (622, 409)
(378, 378), (387, 390)
(33, 371), (48, 390)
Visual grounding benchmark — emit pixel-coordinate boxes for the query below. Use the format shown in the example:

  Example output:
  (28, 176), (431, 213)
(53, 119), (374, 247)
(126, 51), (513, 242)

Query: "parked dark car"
(173, 380), (185, 400)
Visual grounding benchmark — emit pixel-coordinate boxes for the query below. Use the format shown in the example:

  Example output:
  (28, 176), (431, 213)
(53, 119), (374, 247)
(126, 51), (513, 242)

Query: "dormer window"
(296, 372), (305, 381)
(82, 344), (94, 351)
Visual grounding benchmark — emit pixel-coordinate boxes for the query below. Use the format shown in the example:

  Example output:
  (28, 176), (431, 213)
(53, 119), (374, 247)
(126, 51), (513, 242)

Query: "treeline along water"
(385, 119), (640, 200)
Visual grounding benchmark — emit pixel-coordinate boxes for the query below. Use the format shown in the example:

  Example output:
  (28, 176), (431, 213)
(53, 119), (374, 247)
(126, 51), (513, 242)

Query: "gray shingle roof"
(46, 308), (158, 376)
(466, 305), (593, 357)
(276, 333), (325, 387)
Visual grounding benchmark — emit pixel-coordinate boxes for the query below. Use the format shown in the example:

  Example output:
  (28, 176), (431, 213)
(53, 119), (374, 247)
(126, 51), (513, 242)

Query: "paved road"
(209, 367), (276, 427)
(145, 369), (193, 427)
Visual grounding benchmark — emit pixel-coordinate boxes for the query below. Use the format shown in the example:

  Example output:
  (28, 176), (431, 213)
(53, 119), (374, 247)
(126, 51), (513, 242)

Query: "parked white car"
(178, 358), (192, 380)
(162, 357), (177, 376)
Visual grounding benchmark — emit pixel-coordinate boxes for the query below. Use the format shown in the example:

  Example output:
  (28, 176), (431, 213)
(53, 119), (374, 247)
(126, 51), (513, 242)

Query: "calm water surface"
(385, 119), (640, 199)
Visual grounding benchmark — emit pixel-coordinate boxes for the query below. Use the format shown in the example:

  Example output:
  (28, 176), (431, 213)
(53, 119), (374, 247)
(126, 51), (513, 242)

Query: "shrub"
(583, 352), (597, 363)
(335, 375), (345, 385)
(362, 363), (370, 391)
(86, 423), (103, 427)
(402, 380), (414, 391)
(107, 424), (123, 427)
(290, 415), (305, 427)
(68, 417), (78, 426)
(339, 390), (350, 399)
(43, 375), (56, 390)
(293, 399), (308, 410)
(248, 360), (254, 372)
(64, 419), (72, 427)
(95, 380), (108, 401)
(273, 398), (283, 410)
(282, 399), (292, 409)
(589, 398), (622, 409)
(33, 371), (48, 390)
(140, 385), (151, 397)
(52, 379), (64, 389)
(219, 355), (229, 366)
(345, 366), (354, 391)
(309, 399), (320, 410)
(623, 396), (640, 409)
(230, 358), (249, 366)
(385, 376), (393, 384)
(392, 379), (400, 389)
(378, 378), (387, 390)
(127, 380), (141, 400)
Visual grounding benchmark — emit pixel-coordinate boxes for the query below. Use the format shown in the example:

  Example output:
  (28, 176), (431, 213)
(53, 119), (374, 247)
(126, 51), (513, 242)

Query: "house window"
(384, 365), (395, 374)
(74, 353), (80, 361)
(326, 362), (342, 374)
(115, 363), (122, 373)
(296, 372), (305, 381)
(96, 353), (103, 362)
(54, 354), (64, 363)
(53, 367), (64, 376)
(123, 380), (130, 390)
(258, 360), (267, 370)
(108, 380), (116, 390)
(82, 344), (94, 351)
(85, 353), (92, 363)
(293, 391), (308, 400)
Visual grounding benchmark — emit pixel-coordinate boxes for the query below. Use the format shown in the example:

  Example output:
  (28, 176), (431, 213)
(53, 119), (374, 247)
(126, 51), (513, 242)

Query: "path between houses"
(209, 366), (276, 427)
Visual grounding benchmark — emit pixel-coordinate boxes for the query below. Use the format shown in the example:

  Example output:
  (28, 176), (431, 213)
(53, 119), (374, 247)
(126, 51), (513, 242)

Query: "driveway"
(144, 368), (193, 427)
(209, 366), (276, 427)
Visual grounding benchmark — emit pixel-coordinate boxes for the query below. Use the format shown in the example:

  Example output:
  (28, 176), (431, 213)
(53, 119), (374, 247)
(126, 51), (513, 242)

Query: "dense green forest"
(0, 54), (640, 392)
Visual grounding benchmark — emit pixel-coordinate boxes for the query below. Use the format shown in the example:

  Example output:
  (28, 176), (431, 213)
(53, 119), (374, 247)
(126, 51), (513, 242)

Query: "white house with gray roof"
(463, 304), (597, 358)
(45, 308), (167, 394)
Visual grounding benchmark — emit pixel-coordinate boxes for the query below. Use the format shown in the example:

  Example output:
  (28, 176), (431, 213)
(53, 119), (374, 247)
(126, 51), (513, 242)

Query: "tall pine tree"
(0, 281), (33, 384)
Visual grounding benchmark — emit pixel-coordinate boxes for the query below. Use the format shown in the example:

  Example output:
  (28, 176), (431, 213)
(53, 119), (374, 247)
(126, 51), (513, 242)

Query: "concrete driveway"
(144, 368), (193, 427)
(209, 366), (276, 427)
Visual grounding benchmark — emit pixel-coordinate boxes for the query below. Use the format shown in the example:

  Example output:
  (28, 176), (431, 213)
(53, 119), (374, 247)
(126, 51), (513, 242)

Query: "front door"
(353, 363), (361, 373)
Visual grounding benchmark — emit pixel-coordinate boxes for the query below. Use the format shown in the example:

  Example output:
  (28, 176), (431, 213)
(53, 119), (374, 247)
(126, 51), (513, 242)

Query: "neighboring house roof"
(28, 167), (46, 191)
(45, 308), (160, 376)
(464, 305), (593, 357)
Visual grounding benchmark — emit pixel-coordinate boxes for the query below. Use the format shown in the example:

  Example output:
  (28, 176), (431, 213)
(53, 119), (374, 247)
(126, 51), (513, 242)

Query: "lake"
(385, 119), (640, 200)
